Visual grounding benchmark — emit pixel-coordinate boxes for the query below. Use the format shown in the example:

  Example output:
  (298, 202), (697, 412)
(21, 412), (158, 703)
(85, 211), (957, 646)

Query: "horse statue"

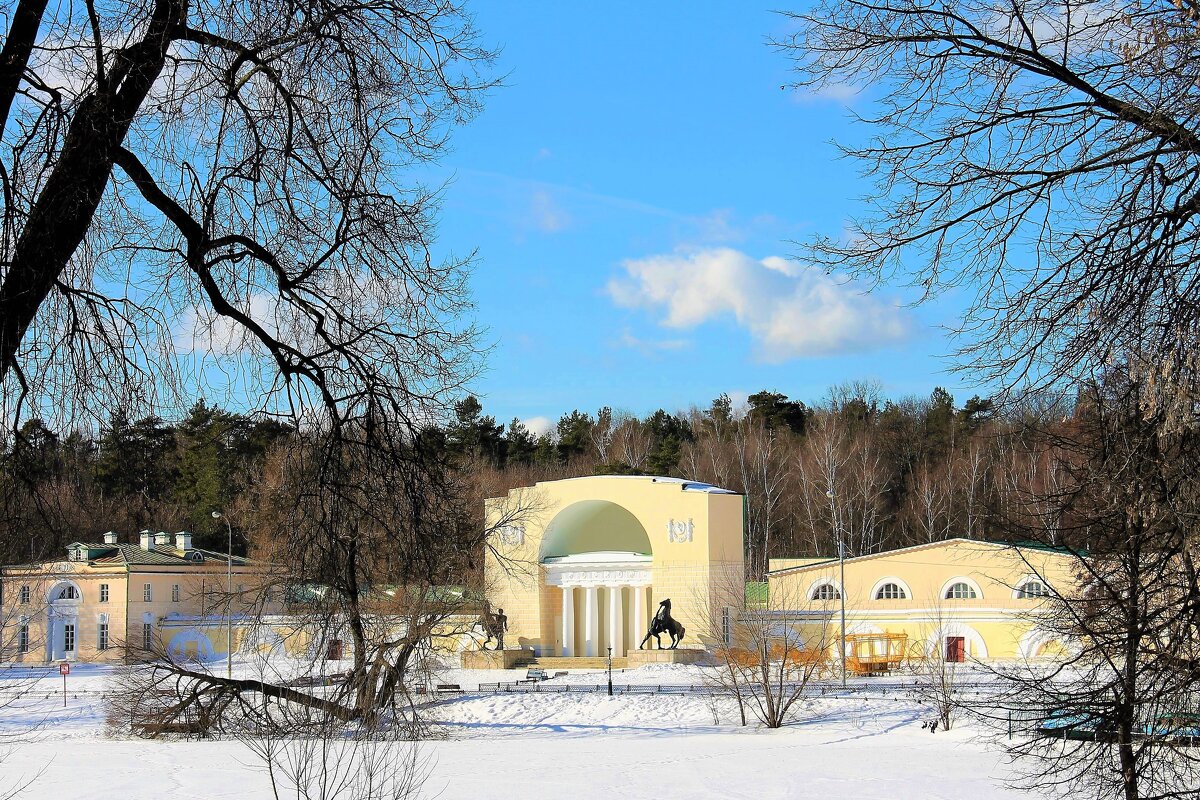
(476, 602), (508, 650)
(638, 598), (685, 650)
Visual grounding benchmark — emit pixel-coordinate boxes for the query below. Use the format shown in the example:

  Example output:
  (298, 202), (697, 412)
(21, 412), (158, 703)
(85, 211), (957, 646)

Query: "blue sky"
(427, 3), (975, 432)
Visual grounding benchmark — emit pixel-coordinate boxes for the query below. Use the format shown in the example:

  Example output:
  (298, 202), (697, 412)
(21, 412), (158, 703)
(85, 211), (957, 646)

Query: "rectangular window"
(172, 584), (180, 603)
(18, 585), (29, 604)
(63, 623), (75, 653)
(143, 583), (152, 602)
(17, 624), (28, 653)
(99, 584), (109, 603)
(721, 606), (732, 646)
(98, 622), (109, 651)
(143, 623), (153, 651)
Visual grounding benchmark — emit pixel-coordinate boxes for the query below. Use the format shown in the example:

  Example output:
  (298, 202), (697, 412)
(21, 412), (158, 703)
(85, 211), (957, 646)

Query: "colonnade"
(561, 584), (649, 657)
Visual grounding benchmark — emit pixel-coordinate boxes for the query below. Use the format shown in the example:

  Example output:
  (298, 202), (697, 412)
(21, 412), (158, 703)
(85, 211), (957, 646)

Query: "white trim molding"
(542, 552), (652, 588)
(930, 621), (989, 659)
(869, 576), (913, 601)
(940, 575), (984, 601)
(1011, 574), (1053, 600)
(808, 577), (843, 601)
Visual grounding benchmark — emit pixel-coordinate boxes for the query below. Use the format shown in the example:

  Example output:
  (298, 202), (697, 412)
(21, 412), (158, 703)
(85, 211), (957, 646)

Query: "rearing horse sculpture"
(638, 598), (686, 650)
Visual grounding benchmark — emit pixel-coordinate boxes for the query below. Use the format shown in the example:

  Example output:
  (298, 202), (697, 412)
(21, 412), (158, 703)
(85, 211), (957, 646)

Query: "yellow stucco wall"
(484, 475), (745, 656)
(2, 559), (272, 664)
(767, 539), (1082, 661)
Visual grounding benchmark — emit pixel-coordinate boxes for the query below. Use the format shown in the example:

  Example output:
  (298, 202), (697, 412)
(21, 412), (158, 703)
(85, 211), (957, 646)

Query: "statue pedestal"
(460, 649), (535, 669)
(626, 648), (708, 667)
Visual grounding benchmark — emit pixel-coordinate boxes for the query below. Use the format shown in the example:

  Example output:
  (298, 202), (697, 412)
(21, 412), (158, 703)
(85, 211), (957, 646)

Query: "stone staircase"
(525, 656), (629, 670)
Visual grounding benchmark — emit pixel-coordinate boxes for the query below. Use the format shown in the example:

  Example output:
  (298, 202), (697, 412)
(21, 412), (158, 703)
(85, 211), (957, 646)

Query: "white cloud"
(607, 247), (909, 361)
(529, 189), (569, 233)
(616, 329), (691, 357)
(520, 416), (554, 437)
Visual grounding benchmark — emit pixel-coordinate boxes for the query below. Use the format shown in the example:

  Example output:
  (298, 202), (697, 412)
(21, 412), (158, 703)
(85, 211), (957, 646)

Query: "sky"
(426, 3), (976, 434)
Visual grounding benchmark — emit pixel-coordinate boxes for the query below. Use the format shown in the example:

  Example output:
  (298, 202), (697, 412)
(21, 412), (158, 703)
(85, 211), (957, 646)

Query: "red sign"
(59, 661), (70, 676)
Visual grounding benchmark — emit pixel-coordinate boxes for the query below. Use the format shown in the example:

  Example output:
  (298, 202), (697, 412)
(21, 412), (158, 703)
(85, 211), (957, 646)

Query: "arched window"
(811, 583), (841, 601)
(875, 582), (907, 600)
(945, 582), (977, 600)
(1017, 580), (1049, 598)
(56, 585), (79, 600)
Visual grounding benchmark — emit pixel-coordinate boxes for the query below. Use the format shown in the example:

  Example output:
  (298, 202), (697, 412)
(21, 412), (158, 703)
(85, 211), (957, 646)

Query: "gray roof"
(67, 541), (252, 568)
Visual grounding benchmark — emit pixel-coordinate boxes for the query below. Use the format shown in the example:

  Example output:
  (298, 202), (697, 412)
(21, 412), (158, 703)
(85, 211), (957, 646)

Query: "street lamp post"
(826, 490), (848, 689)
(607, 646), (613, 697)
(212, 511), (234, 680)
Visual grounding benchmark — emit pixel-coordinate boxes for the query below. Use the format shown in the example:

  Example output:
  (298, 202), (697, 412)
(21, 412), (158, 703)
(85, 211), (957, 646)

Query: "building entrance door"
(945, 636), (966, 663)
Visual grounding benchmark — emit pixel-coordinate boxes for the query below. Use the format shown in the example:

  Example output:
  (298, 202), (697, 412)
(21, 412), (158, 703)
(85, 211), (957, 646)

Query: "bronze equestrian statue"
(638, 598), (685, 650)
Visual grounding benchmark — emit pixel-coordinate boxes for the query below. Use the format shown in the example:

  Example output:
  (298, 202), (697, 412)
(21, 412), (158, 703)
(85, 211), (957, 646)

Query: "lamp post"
(607, 646), (613, 697)
(212, 511), (234, 680)
(826, 489), (847, 689)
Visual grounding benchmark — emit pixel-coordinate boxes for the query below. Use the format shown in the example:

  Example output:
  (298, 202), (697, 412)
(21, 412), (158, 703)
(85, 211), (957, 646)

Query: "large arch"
(539, 500), (653, 561)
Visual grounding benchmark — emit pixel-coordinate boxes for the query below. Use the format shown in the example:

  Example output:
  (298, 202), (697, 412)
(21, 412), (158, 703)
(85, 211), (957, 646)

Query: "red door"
(326, 640), (344, 661)
(946, 636), (965, 663)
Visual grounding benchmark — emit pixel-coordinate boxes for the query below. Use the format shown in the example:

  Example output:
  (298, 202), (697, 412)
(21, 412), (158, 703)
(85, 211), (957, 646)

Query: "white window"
(143, 583), (152, 602)
(811, 583), (841, 601)
(18, 585), (29, 604)
(721, 606), (732, 646)
(99, 583), (109, 603)
(142, 623), (153, 651)
(17, 624), (29, 653)
(98, 620), (109, 651)
(1017, 580), (1049, 598)
(945, 582), (978, 600)
(875, 582), (907, 600)
(172, 584), (180, 603)
(64, 623), (76, 653)
(57, 585), (78, 600)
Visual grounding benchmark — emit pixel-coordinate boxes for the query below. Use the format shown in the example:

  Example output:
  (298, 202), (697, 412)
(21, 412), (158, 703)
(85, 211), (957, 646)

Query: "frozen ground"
(0, 661), (1027, 800)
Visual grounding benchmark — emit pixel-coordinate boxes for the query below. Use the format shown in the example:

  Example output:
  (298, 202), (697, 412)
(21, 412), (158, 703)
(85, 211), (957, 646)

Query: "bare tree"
(701, 572), (834, 729)
(1, 0), (492, 432)
(981, 377), (1200, 800)
(781, 0), (1200, 404)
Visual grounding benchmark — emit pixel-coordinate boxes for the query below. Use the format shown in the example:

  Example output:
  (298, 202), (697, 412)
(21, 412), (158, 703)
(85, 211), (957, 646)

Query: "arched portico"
(46, 579), (83, 661)
(541, 500), (653, 657)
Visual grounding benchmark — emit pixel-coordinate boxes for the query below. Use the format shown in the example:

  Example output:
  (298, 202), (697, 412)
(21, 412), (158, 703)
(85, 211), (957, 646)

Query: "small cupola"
(139, 530), (154, 551)
(102, 531), (119, 545)
(175, 531), (193, 552)
(154, 531), (171, 546)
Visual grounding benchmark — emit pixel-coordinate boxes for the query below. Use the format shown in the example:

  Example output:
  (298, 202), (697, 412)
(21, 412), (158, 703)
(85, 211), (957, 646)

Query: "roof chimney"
(175, 531), (193, 552)
(139, 530), (154, 551)
(154, 531), (170, 546)
(102, 531), (118, 545)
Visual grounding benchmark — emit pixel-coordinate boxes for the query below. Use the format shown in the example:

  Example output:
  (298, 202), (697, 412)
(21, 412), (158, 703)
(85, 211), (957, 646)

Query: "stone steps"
(527, 656), (629, 670)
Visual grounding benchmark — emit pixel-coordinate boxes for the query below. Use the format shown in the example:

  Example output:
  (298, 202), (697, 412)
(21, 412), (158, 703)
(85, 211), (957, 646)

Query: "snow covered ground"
(0, 661), (1028, 800)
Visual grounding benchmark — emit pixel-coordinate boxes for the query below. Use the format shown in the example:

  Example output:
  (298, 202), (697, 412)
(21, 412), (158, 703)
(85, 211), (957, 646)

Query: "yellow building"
(0, 530), (274, 664)
(484, 475), (745, 658)
(766, 538), (1080, 663)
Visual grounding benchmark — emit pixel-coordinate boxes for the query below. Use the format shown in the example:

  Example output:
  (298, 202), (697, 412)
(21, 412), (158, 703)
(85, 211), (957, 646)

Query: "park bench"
(525, 669), (549, 681)
(435, 683), (463, 695)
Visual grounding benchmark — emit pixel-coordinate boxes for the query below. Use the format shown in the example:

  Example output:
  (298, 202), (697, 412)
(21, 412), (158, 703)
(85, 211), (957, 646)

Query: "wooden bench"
(435, 683), (463, 695)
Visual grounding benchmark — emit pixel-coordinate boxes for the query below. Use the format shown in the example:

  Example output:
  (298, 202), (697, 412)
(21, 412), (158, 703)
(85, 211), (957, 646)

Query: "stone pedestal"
(626, 648), (709, 667)
(460, 649), (534, 669)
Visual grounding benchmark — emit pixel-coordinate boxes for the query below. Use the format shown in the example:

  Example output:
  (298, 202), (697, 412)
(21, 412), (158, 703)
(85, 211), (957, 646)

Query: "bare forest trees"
(983, 378), (1200, 800)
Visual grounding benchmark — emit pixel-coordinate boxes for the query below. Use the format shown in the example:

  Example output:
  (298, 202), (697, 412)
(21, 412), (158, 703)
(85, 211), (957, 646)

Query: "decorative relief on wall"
(496, 525), (525, 547)
(667, 518), (694, 543)
(50, 562), (75, 574)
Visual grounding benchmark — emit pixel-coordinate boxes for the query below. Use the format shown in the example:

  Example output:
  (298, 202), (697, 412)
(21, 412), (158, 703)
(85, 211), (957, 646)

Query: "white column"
(633, 585), (645, 647)
(609, 585), (624, 657)
(561, 586), (575, 657)
(584, 586), (598, 657)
